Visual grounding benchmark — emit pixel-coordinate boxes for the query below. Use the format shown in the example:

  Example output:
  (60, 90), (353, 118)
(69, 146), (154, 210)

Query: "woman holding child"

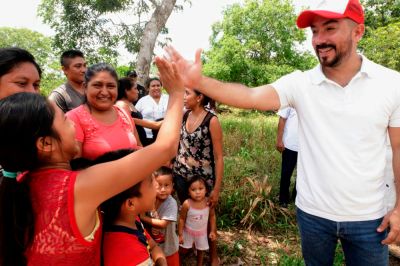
(173, 88), (224, 266)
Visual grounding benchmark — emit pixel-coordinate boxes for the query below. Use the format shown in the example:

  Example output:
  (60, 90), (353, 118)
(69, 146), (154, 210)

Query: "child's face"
(136, 175), (157, 212)
(52, 103), (79, 160)
(188, 180), (207, 202)
(155, 174), (174, 200)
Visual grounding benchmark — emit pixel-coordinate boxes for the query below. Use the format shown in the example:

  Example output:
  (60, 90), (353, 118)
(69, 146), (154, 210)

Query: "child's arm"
(178, 200), (190, 244)
(140, 214), (171, 229)
(208, 207), (217, 241)
(74, 60), (184, 234)
(148, 237), (167, 266)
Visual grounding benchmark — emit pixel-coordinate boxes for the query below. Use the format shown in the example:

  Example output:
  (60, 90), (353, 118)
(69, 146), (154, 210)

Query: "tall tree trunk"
(136, 0), (177, 85)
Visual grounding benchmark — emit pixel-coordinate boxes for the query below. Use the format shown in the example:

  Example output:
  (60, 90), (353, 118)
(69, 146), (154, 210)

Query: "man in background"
(49, 50), (87, 113)
(276, 107), (298, 207)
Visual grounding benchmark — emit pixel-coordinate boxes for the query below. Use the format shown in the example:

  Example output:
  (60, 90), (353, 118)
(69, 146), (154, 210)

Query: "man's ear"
(354, 23), (365, 43)
(61, 65), (68, 75)
(36, 136), (55, 153)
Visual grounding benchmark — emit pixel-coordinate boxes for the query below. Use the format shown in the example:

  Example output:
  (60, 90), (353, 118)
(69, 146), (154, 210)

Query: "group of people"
(0, 44), (223, 265)
(0, 0), (399, 265)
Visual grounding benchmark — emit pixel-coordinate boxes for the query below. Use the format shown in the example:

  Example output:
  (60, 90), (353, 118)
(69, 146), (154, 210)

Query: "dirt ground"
(180, 229), (400, 265)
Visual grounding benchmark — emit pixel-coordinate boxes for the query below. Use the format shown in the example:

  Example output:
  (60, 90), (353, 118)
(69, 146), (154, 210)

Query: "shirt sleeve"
(48, 91), (68, 113)
(271, 70), (302, 109)
(66, 110), (84, 142)
(135, 97), (144, 113)
(158, 197), (177, 222)
(277, 107), (290, 119)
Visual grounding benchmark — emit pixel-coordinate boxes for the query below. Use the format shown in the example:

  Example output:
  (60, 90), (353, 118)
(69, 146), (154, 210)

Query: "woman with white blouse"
(136, 77), (169, 145)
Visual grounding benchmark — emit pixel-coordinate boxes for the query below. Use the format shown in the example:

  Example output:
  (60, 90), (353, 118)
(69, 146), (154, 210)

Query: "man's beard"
(315, 40), (352, 68)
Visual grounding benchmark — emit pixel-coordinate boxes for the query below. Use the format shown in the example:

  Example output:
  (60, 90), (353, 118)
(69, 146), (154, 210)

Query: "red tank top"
(25, 168), (101, 265)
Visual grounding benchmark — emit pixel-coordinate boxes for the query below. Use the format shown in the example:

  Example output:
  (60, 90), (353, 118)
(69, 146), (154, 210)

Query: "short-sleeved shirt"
(277, 107), (298, 152)
(272, 55), (400, 222)
(66, 105), (138, 160)
(136, 94), (169, 138)
(103, 221), (152, 266)
(48, 83), (85, 113)
(157, 195), (179, 256)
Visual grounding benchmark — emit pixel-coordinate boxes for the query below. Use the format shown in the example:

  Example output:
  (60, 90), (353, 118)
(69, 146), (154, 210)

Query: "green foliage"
(38, 0), (187, 65)
(115, 65), (131, 79)
(203, 0), (317, 86)
(0, 27), (64, 96)
(360, 22), (400, 71)
(217, 109), (295, 231)
(0, 27), (54, 69)
(38, 0), (120, 64)
(362, 0), (400, 30)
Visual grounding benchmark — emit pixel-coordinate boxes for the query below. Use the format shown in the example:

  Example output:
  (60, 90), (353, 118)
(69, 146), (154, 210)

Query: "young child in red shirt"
(75, 149), (166, 265)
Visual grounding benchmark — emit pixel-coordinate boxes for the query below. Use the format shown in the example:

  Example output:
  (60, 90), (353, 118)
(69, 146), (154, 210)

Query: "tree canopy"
(362, 0), (400, 30)
(359, 0), (400, 71)
(203, 0), (317, 87)
(38, 0), (187, 83)
(360, 22), (400, 71)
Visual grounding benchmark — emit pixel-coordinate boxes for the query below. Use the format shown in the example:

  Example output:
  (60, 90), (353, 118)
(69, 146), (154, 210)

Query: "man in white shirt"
(157, 0), (400, 264)
(276, 107), (298, 206)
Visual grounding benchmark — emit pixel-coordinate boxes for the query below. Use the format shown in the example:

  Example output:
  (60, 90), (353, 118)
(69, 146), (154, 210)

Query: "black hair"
(83, 63), (119, 108)
(117, 77), (134, 100)
(126, 70), (137, 78)
(60, 49), (84, 67)
(0, 92), (60, 265)
(0, 47), (42, 79)
(187, 176), (210, 195)
(70, 149), (143, 228)
(145, 77), (162, 90)
(193, 89), (215, 110)
(154, 166), (173, 179)
(84, 62), (118, 85)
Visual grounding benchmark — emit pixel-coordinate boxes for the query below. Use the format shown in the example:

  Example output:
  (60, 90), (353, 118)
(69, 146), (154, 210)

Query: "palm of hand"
(175, 59), (202, 89)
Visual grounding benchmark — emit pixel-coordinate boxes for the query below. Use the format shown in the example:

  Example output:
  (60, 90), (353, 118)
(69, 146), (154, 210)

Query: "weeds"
(218, 109), (292, 230)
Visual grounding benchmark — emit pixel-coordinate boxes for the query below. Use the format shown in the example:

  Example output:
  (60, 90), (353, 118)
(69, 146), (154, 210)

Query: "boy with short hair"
(141, 166), (180, 266)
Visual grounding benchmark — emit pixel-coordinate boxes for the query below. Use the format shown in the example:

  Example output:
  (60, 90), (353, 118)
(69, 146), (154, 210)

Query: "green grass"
(218, 108), (286, 230)
(217, 108), (345, 265)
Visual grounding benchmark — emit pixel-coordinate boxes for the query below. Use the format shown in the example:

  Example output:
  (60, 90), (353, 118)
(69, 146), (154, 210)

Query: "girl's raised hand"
(155, 55), (184, 96)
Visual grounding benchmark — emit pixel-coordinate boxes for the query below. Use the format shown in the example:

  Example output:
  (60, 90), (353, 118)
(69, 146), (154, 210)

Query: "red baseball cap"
(296, 0), (364, 28)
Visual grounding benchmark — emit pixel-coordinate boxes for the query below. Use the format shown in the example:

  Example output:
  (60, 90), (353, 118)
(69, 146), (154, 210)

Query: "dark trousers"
(279, 148), (298, 205)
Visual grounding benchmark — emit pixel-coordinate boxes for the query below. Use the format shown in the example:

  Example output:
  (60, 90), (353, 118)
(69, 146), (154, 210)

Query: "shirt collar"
(309, 54), (376, 85)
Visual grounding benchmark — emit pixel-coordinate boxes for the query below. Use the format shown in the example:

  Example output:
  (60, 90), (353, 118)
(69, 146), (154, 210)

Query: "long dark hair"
(193, 89), (216, 111)
(117, 77), (134, 100)
(0, 92), (59, 265)
(70, 149), (142, 228)
(0, 47), (42, 79)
